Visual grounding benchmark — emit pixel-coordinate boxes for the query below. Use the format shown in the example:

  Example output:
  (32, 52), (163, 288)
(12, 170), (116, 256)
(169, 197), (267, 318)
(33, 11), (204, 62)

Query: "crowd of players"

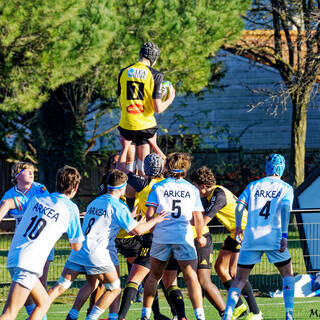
(0, 151), (294, 320)
(0, 41), (295, 320)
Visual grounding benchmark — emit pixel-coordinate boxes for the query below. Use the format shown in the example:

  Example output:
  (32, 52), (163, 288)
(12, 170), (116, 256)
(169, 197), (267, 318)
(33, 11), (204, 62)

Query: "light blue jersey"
(146, 177), (203, 245)
(68, 194), (138, 268)
(237, 176), (294, 250)
(6, 193), (84, 277)
(1, 182), (48, 224)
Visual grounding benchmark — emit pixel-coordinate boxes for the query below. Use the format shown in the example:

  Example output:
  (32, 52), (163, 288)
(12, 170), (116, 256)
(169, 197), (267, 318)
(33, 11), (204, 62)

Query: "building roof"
(224, 30), (320, 83)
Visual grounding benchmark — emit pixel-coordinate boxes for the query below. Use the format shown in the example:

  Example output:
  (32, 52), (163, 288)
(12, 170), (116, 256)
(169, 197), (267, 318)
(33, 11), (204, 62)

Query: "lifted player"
(223, 154), (294, 320)
(117, 41), (175, 174)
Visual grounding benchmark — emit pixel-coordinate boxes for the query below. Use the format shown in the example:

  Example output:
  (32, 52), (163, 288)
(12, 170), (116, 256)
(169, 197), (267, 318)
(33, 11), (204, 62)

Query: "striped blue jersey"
(146, 177), (204, 245)
(237, 176), (293, 250)
(6, 193), (84, 276)
(1, 182), (48, 224)
(68, 194), (138, 267)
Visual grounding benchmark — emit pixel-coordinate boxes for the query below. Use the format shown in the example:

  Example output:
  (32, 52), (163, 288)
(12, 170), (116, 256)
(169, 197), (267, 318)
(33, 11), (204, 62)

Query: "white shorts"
(150, 242), (197, 261)
(238, 249), (291, 266)
(64, 260), (116, 275)
(8, 267), (39, 291)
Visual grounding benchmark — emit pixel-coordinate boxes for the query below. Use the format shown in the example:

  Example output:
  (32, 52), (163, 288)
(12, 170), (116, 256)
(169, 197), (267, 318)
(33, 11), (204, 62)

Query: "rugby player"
(222, 154), (294, 320)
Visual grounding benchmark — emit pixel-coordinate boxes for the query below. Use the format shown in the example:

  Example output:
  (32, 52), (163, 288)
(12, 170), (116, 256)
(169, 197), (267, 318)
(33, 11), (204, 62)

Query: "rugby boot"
(285, 311), (294, 320)
(246, 312), (264, 320)
(231, 304), (248, 320)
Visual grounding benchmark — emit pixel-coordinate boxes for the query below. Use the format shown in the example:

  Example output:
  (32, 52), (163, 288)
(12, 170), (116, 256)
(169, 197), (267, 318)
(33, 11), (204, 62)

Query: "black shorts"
(134, 233), (153, 268)
(194, 233), (213, 270)
(115, 236), (141, 258)
(221, 235), (241, 253)
(118, 126), (158, 146)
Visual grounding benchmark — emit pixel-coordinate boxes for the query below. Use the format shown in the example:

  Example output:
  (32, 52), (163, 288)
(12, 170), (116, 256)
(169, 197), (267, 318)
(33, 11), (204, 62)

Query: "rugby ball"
(161, 81), (173, 102)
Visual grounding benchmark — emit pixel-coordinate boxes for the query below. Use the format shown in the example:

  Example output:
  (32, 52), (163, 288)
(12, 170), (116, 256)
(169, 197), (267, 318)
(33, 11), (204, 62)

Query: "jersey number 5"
(172, 200), (181, 218)
(259, 200), (271, 219)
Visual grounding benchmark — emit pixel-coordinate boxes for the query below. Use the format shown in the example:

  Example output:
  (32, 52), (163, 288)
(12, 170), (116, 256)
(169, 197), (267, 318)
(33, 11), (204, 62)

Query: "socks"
(25, 304), (47, 320)
(167, 285), (186, 318)
(118, 282), (138, 319)
(194, 307), (205, 320)
(25, 304), (36, 316)
(108, 312), (118, 320)
(224, 288), (241, 319)
(86, 306), (104, 320)
(283, 276), (295, 313)
(223, 280), (244, 308)
(67, 308), (79, 319)
(151, 292), (160, 316)
(141, 307), (152, 319)
(241, 281), (260, 314)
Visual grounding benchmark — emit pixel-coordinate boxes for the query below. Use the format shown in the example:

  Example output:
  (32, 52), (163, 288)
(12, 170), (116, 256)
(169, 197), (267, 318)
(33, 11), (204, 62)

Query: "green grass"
(1, 295), (319, 320)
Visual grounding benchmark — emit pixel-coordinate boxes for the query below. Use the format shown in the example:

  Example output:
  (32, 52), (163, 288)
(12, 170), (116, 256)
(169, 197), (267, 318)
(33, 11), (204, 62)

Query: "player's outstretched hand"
(168, 86), (176, 105)
(235, 227), (243, 244)
(279, 237), (287, 252)
(197, 235), (207, 248)
(156, 210), (170, 223)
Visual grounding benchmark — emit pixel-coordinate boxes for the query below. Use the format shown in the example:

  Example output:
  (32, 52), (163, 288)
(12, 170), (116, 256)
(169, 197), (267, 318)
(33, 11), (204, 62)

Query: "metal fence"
(0, 211), (319, 301)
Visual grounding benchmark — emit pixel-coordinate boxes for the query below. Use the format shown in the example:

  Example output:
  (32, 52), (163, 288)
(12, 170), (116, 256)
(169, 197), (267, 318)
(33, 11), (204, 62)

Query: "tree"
(0, 0), (116, 112)
(1, 0), (252, 190)
(225, 0), (320, 188)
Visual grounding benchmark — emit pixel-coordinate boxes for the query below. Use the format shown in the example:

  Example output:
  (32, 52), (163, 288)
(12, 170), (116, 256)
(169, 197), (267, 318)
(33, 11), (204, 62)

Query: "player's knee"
(104, 278), (121, 291)
(57, 276), (73, 290)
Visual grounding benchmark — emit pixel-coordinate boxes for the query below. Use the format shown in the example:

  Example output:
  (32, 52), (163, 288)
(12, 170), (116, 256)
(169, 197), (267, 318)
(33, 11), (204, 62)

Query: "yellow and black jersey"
(118, 61), (163, 131)
(202, 185), (248, 239)
(116, 196), (135, 239)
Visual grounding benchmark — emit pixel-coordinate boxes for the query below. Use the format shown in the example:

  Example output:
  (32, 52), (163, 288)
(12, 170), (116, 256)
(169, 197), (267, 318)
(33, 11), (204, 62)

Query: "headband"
(107, 182), (127, 190)
(170, 169), (184, 173)
(15, 169), (25, 178)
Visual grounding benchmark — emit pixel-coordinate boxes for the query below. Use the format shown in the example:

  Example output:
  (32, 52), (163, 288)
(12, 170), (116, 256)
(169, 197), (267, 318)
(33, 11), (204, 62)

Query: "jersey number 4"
(259, 200), (271, 219)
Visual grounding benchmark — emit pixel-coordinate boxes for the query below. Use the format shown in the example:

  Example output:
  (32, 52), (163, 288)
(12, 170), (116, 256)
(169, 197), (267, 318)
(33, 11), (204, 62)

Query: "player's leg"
(66, 275), (100, 320)
(107, 265), (121, 320)
(86, 282), (104, 316)
(86, 268), (121, 320)
(118, 235), (151, 320)
(162, 267), (186, 320)
(196, 233), (225, 317)
(270, 250), (294, 320)
(28, 280), (51, 320)
(147, 133), (166, 160)
(48, 267), (80, 303)
(137, 144), (150, 176)
(141, 257), (168, 320)
(222, 250), (262, 320)
(177, 259), (205, 320)
(0, 282), (31, 319)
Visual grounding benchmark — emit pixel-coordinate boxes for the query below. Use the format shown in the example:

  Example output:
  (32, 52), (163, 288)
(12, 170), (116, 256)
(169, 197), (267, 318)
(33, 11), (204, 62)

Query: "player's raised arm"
(153, 85), (175, 114)
(0, 198), (16, 221)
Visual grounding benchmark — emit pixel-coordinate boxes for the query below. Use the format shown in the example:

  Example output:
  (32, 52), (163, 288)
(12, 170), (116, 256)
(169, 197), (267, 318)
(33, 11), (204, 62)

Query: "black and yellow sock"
(223, 280), (244, 308)
(167, 285), (186, 319)
(118, 281), (138, 319)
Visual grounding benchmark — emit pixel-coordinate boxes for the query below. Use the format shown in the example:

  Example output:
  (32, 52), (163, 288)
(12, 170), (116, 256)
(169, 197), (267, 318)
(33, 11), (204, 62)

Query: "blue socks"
(224, 288), (241, 319)
(283, 276), (295, 313)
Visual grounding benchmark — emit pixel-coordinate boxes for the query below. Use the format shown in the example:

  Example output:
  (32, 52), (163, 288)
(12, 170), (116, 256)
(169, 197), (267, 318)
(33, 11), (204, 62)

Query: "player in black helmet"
(117, 41), (175, 175)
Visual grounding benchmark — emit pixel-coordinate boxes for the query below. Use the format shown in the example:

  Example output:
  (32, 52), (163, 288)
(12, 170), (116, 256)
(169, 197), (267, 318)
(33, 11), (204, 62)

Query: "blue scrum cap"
(265, 154), (285, 177)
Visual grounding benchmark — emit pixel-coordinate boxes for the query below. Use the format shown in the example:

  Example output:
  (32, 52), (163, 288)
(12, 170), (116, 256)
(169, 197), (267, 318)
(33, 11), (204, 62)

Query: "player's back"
(118, 61), (163, 130)
(7, 192), (82, 276)
(70, 194), (136, 267)
(146, 177), (203, 245)
(240, 176), (293, 250)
